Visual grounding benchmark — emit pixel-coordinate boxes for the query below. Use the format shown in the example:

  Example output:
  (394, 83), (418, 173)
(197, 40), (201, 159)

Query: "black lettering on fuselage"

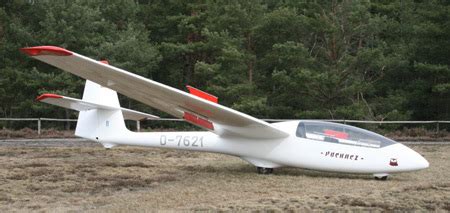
(322, 151), (362, 161)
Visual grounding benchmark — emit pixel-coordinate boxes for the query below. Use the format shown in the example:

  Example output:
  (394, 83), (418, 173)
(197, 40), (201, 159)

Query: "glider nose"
(414, 153), (429, 170)
(387, 143), (429, 172)
(401, 145), (429, 171)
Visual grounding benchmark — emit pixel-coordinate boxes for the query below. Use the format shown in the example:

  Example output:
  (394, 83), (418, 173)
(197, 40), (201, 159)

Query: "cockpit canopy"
(296, 121), (396, 148)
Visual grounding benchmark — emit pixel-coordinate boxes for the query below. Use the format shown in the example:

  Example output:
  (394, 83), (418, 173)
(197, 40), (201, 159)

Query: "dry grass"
(0, 128), (75, 139)
(386, 127), (450, 141)
(0, 143), (448, 211)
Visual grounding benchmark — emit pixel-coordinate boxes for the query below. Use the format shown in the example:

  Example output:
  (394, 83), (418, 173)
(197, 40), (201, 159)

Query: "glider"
(21, 46), (429, 180)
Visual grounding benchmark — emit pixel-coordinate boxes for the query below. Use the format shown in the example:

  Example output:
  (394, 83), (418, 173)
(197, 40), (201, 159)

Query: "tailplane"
(36, 80), (158, 147)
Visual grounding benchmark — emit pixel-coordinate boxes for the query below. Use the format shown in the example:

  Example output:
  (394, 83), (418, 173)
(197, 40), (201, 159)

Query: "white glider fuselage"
(97, 121), (429, 175)
(21, 46), (429, 177)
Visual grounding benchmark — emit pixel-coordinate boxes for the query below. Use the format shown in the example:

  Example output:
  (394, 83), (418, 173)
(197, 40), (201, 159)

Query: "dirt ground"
(0, 140), (448, 212)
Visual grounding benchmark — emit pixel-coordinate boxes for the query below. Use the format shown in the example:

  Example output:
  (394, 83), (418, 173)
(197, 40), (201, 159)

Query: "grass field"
(0, 141), (448, 211)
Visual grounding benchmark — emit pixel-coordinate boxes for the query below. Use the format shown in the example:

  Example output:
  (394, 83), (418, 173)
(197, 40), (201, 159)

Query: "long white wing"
(22, 46), (289, 139)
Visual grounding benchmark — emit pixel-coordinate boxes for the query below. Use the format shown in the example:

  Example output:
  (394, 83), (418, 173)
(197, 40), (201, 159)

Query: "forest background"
(0, 0), (449, 131)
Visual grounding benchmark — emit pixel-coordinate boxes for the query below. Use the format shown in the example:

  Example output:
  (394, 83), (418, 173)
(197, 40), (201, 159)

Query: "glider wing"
(22, 46), (289, 139)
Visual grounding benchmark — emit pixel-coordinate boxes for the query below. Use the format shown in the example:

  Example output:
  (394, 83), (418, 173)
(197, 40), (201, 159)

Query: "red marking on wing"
(36, 93), (63, 101)
(324, 129), (349, 139)
(20, 46), (72, 56)
(183, 112), (214, 130)
(99, 60), (109, 64)
(186, 86), (218, 103)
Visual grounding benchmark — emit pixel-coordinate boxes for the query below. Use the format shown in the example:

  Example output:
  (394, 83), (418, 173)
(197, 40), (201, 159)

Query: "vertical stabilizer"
(75, 80), (127, 146)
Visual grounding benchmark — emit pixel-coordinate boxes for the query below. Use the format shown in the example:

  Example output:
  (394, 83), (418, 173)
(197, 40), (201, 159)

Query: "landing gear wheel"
(256, 167), (273, 175)
(373, 173), (389, 181)
(374, 176), (388, 181)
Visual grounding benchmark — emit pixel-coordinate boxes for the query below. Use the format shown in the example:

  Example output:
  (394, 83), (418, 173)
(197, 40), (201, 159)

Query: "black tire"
(374, 176), (388, 181)
(256, 167), (273, 174)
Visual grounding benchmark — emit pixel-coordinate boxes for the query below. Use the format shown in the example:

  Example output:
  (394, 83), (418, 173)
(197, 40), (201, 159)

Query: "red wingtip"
(36, 93), (63, 101)
(186, 86), (218, 103)
(20, 46), (72, 56)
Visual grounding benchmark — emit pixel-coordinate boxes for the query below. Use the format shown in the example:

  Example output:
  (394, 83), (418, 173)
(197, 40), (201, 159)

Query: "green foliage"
(0, 0), (449, 130)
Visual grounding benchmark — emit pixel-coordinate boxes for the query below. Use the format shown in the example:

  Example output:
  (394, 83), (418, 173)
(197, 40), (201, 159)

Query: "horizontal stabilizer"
(36, 93), (159, 121)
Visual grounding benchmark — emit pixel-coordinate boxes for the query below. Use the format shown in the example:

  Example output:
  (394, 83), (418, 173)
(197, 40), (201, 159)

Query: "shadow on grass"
(178, 162), (373, 180)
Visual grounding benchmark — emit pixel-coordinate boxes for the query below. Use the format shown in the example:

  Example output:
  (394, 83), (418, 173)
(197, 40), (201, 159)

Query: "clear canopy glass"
(296, 121), (396, 148)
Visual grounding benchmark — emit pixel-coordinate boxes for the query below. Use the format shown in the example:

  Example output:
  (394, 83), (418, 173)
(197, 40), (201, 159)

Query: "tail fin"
(37, 80), (158, 147)
(75, 81), (127, 146)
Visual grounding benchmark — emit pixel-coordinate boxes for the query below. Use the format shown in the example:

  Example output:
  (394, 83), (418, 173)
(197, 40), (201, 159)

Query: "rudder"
(75, 80), (128, 146)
